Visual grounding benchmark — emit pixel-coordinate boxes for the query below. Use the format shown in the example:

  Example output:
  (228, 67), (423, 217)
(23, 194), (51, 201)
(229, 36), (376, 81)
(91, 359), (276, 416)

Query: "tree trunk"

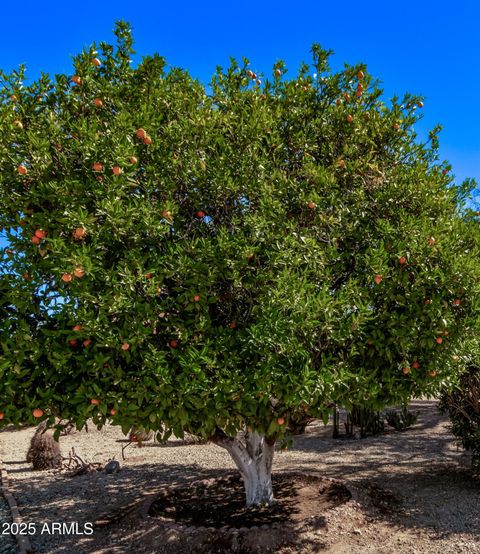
(213, 430), (275, 506)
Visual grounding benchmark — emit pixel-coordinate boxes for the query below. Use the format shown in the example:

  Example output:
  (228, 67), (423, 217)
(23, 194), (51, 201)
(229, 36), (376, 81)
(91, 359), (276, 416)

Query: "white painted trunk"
(214, 431), (275, 506)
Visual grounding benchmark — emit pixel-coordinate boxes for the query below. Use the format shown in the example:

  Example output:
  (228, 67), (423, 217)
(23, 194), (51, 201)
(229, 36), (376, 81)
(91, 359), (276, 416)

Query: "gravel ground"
(0, 497), (17, 554)
(0, 400), (479, 553)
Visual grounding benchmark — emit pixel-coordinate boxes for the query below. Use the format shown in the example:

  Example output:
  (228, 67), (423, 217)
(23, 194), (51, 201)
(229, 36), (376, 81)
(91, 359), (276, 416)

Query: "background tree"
(1, 22), (479, 506)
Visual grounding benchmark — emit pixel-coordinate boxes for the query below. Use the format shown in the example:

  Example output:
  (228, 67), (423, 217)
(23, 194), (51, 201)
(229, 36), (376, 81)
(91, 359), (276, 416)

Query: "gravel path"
(0, 497), (17, 554)
(0, 400), (479, 553)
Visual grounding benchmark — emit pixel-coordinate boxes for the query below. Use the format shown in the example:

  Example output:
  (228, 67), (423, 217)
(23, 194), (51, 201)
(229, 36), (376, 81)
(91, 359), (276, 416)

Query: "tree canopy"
(1, 22), (479, 447)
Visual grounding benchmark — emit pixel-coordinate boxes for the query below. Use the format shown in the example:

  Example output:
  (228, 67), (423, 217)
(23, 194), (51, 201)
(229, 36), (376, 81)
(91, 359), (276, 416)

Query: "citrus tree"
(1, 22), (479, 506)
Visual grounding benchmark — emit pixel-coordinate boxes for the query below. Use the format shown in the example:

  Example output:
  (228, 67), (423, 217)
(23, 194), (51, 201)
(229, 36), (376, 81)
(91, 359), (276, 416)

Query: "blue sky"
(0, 0), (478, 193)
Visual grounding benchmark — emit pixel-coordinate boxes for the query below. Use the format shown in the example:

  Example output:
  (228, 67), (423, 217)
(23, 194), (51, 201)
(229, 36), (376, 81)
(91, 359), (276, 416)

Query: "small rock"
(353, 528), (362, 535)
(104, 460), (120, 474)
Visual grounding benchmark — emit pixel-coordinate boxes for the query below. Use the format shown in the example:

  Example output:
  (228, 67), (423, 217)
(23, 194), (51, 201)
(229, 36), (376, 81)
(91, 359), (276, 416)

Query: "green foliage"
(439, 361), (480, 472)
(1, 22), (479, 442)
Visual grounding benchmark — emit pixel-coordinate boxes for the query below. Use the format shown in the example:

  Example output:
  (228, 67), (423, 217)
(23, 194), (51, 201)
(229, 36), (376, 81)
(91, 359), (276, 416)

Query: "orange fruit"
(393, 122), (400, 130)
(424, 298), (432, 305)
(92, 162), (103, 172)
(110, 408), (117, 416)
(31, 236), (41, 245)
(357, 70), (365, 80)
(402, 367), (410, 375)
(83, 339), (92, 347)
(112, 166), (122, 176)
(136, 128), (147, 139)
(417, 101), (424, 108)
(277, 417), (285, 425)
(121, 342), (130, 351)
(229, 322), (237, 329)
(23, 271), (30, 281)
(72, 324), (82, 332)
(436, 337), (443, 344)
(307, 201), (317, 209)
(129, 156), (138, 164)
(32, 408), (44, 418)
(34, 229), (47, 239)
(73, 227), (86, 240)
(428, 370), (437, 377)
(336, 98), (342, 106)
(412, 361), (420, 369)
(453, 298), (461, 306)
(92, 58), (101, 67)
(346, 114), (353, 123)
(61, 273), (73, 282)
(11, 94), (18, 102)
(71, 75), (82, 85)
(344, 92), (350, 102)
(74, 267), (85, 278)
(17, 165), (28, 175)
(428, 237), (436, 246)
(247, 70), (254, 78)
(90, 398), (100, 405)
(169, 339), (178, 348)
(143, 135), (153, 145)
(0, 412), (4, 420)
(68, 339), (78, 347)
(374, 274), (383, 285)
(194, 295), (201, 302)
(195, 210), (206, 218)
(398, 256), (407, 265)
(94, 98), (103, 108)
(337, 159), (346, 169)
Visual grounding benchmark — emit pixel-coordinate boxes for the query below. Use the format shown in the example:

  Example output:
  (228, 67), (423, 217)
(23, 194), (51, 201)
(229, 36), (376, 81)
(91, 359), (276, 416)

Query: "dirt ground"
(0, 400), (479, 553)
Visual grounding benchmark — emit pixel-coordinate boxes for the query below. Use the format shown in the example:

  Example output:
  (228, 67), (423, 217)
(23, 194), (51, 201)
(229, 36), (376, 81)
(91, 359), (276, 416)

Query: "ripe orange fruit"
(374, 274), (383, 285)
(247, 70), (254, 78)
(129, 156), (138, 164)
(121, 342), (130, 351)
(277, 417), (285, 425)
(357, 70), (365, 79)
(136, 128), (147, 139)
(229, 322), (237, 329)
(194, 295), (200, 302)
(169, 339), (178, 348)
(436, 337), (443, 344)
(355, 90), (362, 98)
(337, 159), (346, 169)
(442, 169), (448, 175)
(92, 58), (101, 67)
(32, 408), (44, 418)
(17, 165), (28, 175)
(275, 69), (282, 77)
(23, 271), (30, 281)
(145, 273), (153, 279)
(143, 135), (153, 145)
(31, 236), (41, 245)
(428, 237), (436, 246)
(424, 298), (432, 305)
(346, 114), (353, 123)
(71, 75), (82, 85)
(453, 298), (461, 306)
(68, 339), (78, 347)
(417, 101), (424, 108)
(73, 227), (86, 240)
(195, 210), (206, 218)
(94, 98), (103, 108)
(110, 408), (117, 416)
(34, 229), (47, 239)
(336, 98), (342, 106)
(90, 398), (100, 405)
(344, 92), (350, 102)
(0, 412), (4, 420)
(11, 94), (18, 102)
(72, 324), (82, 332)
(92, 162), (104, 172)
(307, 201), (317, 209)
(83, 339), (91, 347)
(61, 273), (73, 283)
(398, 256), (407, 265)
(74, 267), (85, 278)
(112, 166), (122, 176)
(402, 367), (410, 375)
(393, 122), (400, 130)
(412, 361), (420, 369)
(428, 370), (437, 377)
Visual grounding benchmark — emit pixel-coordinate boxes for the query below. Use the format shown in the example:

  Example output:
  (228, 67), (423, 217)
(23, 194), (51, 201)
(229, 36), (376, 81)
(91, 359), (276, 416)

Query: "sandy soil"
(0, 400), (479, 553)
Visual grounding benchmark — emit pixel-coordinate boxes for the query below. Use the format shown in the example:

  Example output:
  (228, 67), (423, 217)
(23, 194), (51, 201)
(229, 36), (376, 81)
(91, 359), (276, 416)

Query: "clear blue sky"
(0, 0), (479, 194)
